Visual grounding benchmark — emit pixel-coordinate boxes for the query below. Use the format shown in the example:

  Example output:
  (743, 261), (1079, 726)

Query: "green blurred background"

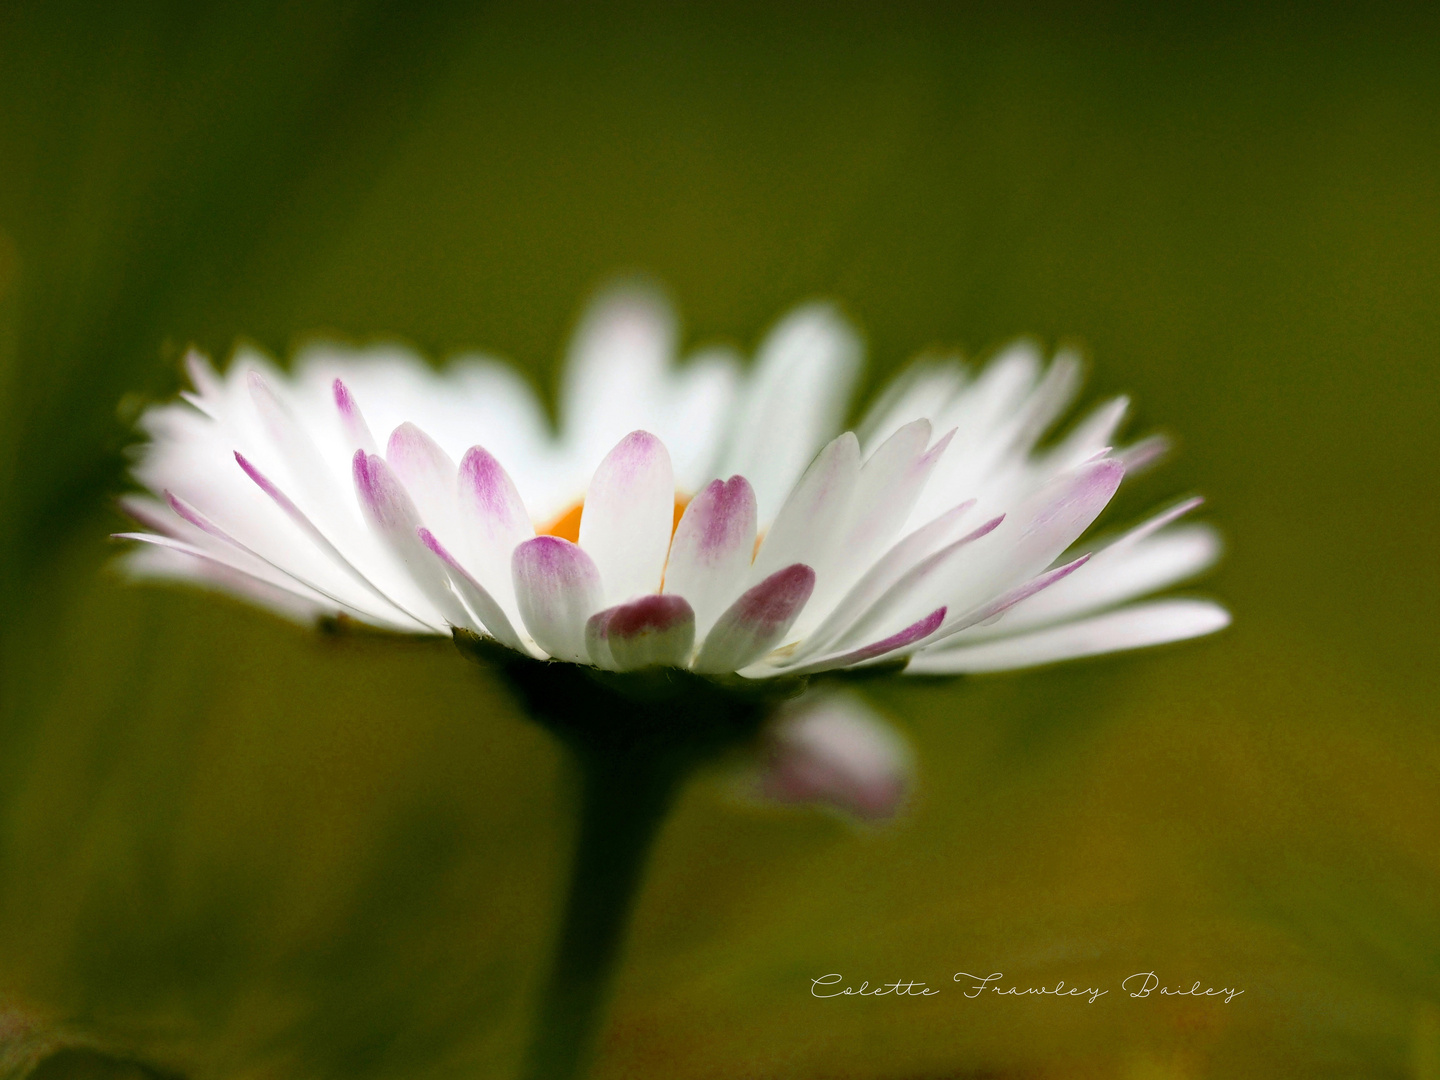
(1, 2), (1437, 1077)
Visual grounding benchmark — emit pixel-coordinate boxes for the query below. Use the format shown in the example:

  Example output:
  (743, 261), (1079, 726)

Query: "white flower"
(119, 285), (1229, 678)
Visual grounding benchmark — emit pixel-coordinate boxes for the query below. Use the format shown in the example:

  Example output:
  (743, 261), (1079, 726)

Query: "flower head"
(119, 285), (1228, 678)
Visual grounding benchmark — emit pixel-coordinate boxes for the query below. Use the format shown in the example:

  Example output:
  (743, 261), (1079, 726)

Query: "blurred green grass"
(1, 2), (1438, 1077)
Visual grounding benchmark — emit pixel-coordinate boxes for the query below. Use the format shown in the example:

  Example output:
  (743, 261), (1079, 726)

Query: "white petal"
(787, 500), (983, 663)
(833, 459), (1124, 652)
(417, 528), (527, 652)
(585, 595), (695, 671)
(857, 360), (967, 454)
(579, 431), (675, 603)
(386, 422), (459, 546)
(692, 564), (816, 674)
(719, 304), (861, 524)
(799, 420), (954, 632)
(984, 506), (1220, 636)
(352, 451), (470, 629)
(117, 531), (331, 620)
(457, 446), (535, 621)
(907, 599), (1231, 674)
(512, 536), (604, 663)
(231, 453), (433, 627)
(750, 432), (860, 598)
(663, 475), (757, 640)
(182, 348), (224, 404)
(122, 536), (327, 625)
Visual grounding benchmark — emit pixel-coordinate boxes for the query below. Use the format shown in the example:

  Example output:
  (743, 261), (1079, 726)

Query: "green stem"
(451, 633), (804, 1080)
(519, 747), (683, 1080)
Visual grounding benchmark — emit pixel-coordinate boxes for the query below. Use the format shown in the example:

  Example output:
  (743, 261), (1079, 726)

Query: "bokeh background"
(1, 2), (1438, 1077)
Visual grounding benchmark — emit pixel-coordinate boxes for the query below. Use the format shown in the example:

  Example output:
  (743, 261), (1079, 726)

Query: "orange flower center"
(539, 495), (691, 544)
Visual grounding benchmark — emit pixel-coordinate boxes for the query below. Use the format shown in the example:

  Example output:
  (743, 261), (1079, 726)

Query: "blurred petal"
(757, 693), (913, 820)
(719, 304), (861, 524)
(909, 599), (1231, 674)
(560, 285), (676, 468)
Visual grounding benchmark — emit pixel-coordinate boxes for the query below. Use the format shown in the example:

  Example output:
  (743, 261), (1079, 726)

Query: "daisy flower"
(116, 283), (1230, 1080)
(118, 285), (1227, 680)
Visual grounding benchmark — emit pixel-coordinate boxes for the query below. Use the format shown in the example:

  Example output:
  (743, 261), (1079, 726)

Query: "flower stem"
(519, 746), (683, 1080)
(450, 633), (806, 1080)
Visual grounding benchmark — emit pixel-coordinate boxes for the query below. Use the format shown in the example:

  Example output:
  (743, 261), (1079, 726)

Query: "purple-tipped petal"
(512, 535), (604, 662)
(146, 493), (428, 630)
(663, 475), (757, 639)
(787, 606), (947, 675)
(812, 511), (1006, 660)
(787, 499), (980, 663)
(386, 421), (458, 541)
(458, 445), (534, 614)
(855, 458), (1124, 647)
(585, 594), (695, 671)
(930, 554), (1093, 645)
(417, 527), (525, 651)
(693, 563), (816, 674)
(232, 452), (429, 626)
(579, 430), (675, 603)
(353, 450), (414, 531)
(352, 450), (470, 628)
(992, 499), (1215, 635)
(333, 377), (378, 454)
